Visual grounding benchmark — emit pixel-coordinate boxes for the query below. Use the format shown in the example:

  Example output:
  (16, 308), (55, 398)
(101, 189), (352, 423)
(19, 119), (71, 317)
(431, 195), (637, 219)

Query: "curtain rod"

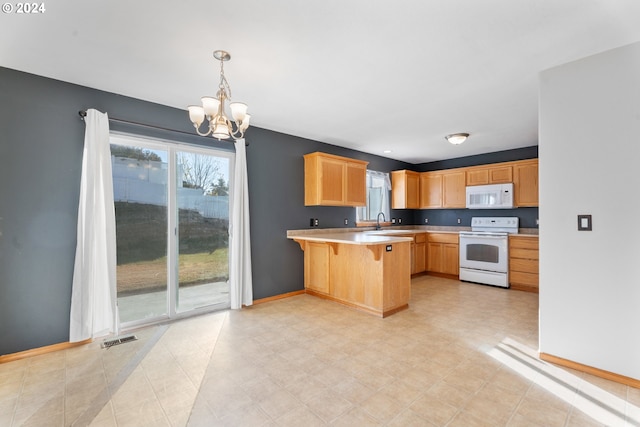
(78, 110), (203, 138)
(77, 110), (247, 145)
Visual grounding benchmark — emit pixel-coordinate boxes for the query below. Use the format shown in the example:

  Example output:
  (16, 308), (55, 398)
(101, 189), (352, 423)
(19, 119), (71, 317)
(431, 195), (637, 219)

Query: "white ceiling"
(2, 1), (639, 163)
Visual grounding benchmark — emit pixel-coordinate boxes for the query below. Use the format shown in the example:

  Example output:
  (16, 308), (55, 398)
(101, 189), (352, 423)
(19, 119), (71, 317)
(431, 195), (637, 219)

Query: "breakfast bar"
(288, 232), (412, 317)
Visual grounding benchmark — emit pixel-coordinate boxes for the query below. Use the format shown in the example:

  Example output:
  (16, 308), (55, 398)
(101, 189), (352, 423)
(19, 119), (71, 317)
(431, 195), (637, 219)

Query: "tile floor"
(1, 275), (638, 426)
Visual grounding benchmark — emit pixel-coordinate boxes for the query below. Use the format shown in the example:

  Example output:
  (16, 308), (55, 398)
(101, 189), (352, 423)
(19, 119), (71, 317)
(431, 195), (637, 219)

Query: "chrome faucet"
(376, 212), (386, 230)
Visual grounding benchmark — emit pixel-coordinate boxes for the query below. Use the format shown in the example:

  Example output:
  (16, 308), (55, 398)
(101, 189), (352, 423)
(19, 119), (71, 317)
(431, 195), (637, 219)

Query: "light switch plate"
(577, 214), (592, 231)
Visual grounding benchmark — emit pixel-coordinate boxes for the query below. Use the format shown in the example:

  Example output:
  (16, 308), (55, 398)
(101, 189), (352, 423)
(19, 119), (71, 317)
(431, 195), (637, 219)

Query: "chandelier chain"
(218, 58), (232, 100)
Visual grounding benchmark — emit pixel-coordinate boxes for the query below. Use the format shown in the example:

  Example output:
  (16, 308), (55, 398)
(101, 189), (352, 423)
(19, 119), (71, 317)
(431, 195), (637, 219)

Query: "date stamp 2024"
(2, 2), (46, 14)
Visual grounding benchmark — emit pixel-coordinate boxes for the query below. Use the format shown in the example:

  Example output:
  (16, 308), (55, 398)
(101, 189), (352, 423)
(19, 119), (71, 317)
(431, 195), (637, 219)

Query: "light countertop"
(287, 232), (413, 246)
(288, 226), (538, 237)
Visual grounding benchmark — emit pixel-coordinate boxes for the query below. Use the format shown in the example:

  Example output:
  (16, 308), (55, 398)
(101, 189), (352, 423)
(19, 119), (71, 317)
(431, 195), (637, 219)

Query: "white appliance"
(466, 183), (514, 209)
(459, 217), (519, 288)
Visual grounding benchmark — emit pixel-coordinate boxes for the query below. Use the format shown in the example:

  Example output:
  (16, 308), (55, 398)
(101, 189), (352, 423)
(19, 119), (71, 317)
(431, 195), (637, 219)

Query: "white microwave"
(466, 183), (514, 209)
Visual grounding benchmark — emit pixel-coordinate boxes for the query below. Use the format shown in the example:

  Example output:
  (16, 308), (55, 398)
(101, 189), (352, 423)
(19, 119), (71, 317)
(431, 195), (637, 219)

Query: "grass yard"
(117, 249), (229, 295)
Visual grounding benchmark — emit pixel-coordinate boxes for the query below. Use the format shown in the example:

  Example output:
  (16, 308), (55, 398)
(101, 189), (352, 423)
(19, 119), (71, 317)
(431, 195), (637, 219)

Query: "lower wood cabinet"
(304, 241), (330, 294)
(427, 233), (459, 276)
(509, 235), (539, 292)
(387, 232), (427, 275)
(414, 233), (426, 274)
(293, 237), (412, 317)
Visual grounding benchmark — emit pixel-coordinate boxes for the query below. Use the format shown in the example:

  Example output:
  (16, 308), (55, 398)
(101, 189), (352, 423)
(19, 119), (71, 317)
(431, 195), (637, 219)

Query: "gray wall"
(0, 66), (538, 355)
(0, 67), (411, 355)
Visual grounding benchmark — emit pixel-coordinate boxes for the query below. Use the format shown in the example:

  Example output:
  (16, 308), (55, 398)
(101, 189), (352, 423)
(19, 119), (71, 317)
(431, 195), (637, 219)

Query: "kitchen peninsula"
(288, 231), (412, 317)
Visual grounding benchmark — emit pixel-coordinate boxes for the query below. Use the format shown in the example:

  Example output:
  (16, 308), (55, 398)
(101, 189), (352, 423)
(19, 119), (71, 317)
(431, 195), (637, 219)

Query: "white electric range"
(459, 217), (519, 288)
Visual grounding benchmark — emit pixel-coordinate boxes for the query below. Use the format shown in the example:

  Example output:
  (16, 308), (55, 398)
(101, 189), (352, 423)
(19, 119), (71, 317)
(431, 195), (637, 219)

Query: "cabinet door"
(514, 160), (538, 207)
(489, 166), (512, 183)
(420, 172), (443, 208)
(442, 171), (466, 208)
(443, 244), (459, 275)
(319, 157), (345, 205)
(466, 168), (489, 186)
(304, 242), (330, 294)
(406, 172), (420, 209)
(345, 161), (367, 206)
(391, 170), (420, 209)
(427, 242), (443, 272)
(414, 242), (426, 273)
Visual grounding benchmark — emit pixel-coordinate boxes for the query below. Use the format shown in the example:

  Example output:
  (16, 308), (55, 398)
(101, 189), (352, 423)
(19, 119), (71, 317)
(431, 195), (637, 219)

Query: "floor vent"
(101, 335), (138, 349)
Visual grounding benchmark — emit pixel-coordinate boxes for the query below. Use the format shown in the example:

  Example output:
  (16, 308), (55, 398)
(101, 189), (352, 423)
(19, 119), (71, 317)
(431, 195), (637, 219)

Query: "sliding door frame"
(110, 131), (235, 331)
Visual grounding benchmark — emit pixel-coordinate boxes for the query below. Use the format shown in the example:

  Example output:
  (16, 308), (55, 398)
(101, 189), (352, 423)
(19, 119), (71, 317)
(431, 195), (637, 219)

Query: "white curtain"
(69, 109), (117, 342)
(229, 139), (253, 308)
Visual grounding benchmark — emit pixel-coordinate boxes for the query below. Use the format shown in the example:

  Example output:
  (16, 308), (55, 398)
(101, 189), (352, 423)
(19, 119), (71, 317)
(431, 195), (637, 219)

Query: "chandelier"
(188, 50), (250, 141)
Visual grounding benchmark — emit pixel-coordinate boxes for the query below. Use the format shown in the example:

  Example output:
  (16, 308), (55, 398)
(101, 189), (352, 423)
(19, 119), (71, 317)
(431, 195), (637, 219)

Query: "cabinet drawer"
(509, 237), (538, 250)
(510, 248), (539, 260)
(414, 233), (426, 244)
(510, 258), (538, 274)
(427, 233), (458, 244)
(510, 271), (539, 286)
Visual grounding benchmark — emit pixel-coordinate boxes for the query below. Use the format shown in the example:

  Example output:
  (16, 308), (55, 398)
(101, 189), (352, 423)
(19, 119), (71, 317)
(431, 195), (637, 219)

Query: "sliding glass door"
(175, 150), (230, 312)
(110, 134), (232, 328)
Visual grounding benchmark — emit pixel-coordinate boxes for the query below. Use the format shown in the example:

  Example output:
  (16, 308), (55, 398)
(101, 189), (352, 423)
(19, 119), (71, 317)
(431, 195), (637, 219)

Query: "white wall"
(539, 42), (640, 380)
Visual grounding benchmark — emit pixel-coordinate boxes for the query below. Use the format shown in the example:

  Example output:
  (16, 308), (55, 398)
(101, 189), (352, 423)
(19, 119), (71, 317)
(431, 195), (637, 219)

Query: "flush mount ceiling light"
(445, 133), (469, 145)
(188, 50), (250, 141)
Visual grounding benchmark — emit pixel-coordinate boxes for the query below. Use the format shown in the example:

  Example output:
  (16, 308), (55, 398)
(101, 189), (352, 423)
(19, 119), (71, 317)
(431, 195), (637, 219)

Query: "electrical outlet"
(344, 218), (348, 225)
(398, 218), (402, 224)
(310, 218), (314, 227)
(424, 218), (429, 224)
(536, 219), (539, 225)
(391, 218), (396, 224)
(457, 218), (461, 224)
(314, 218), (319, 226)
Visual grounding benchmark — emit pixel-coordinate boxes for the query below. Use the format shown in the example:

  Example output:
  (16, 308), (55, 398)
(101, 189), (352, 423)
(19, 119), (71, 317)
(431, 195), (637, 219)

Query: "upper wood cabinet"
(344, 161), (368, 206)
(391, 170), (420, 209)
(419, 170), (465, 208)
(442, 170), (466, 208)
(419, 172), (442, 208)
(513, 159), (538, 207)
(304, 152), (368, 206)
(392, 158), (538, 209)
(466, 165), (513, 186)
